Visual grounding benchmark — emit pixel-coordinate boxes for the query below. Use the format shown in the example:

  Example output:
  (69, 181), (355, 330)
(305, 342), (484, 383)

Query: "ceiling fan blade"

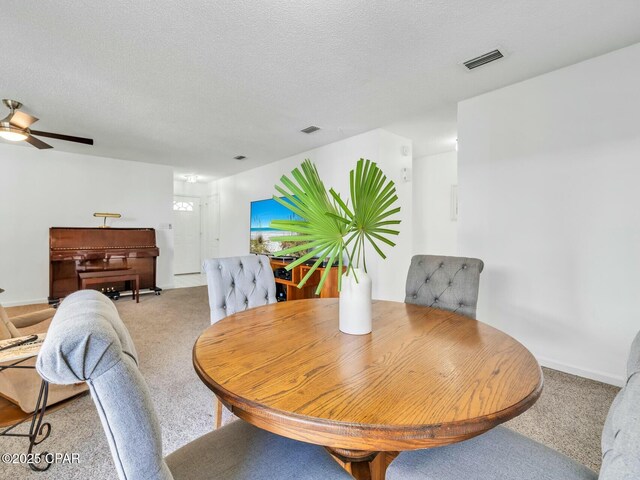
(25, 135), (53, 149)
(8, 111), (39, 129)
(30, 130), (93, 145)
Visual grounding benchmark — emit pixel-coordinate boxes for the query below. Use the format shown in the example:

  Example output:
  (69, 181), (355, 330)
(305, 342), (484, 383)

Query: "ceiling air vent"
(234, 155), (246, 160)
(463, 49), (504, 70)
(300, 125), (320, 134)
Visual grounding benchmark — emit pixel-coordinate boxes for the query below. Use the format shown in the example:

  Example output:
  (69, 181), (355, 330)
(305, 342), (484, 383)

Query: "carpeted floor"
(1, 286), (619, 479)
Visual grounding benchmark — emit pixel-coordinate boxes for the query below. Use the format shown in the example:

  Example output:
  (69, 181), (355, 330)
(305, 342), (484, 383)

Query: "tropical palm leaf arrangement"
(270, 158), (401, 294)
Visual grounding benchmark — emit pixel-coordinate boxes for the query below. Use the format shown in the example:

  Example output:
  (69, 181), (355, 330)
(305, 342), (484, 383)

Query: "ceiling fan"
(0, 99), (93, 149)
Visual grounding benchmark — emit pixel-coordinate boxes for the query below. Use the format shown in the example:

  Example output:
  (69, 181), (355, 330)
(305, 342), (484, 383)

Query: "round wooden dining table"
(193, 298), (543, 480)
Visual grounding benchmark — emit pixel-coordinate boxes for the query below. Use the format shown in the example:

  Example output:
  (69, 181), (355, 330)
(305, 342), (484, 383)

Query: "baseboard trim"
(3, 285), (175, 307)
(1, 297), (49, 307)
(537, 356), (624, 387)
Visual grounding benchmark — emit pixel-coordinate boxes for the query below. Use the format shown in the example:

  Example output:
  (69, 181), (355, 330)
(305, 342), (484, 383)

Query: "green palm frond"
(270, 158), (400, 293)
(270, 161), (349, 293)
(331, 158), (400, 271)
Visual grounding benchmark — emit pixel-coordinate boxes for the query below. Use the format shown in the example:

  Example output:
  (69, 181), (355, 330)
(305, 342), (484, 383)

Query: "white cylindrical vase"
(339, 268), (373, 335)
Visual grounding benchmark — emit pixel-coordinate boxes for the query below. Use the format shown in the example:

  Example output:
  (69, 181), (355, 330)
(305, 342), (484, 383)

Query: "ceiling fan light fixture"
(0, 124), (28, 142)
(0, 99), (93, 149)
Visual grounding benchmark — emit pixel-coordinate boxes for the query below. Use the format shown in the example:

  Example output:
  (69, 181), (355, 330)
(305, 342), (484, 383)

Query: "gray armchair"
(202, 255), (277, 427)
(203, 255), (276, 324)
(36, 290), (351, 480)
(386, 330), (640, 480)
(405, 255), (484, 319)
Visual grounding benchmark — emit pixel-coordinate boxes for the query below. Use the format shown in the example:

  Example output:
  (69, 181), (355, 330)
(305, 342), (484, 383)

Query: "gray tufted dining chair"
(202, 255), (277, 427)
(203, 255), (276, 324)
(36, 290), (351, 480)
(405, 255), (484, 319)
(386, 330), (640, 480)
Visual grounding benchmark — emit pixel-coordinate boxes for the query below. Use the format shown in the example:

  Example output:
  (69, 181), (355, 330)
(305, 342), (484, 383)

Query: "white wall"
(173, 179), (211, 198)
(0, 143), (174, 305)
(412, 151), (457, 256)
(213, 129), (413, 301)
(457, 42), (640, 385)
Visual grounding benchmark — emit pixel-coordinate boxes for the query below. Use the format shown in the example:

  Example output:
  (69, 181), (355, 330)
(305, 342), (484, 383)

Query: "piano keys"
(49, 227), (160, 303)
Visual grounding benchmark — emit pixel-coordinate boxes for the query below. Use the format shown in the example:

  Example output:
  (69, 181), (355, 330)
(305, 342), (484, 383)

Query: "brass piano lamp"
(93, 212), (121, 228)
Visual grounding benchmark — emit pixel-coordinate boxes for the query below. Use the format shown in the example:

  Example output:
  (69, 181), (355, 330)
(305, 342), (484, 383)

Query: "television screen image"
(250, 197), (305, 256)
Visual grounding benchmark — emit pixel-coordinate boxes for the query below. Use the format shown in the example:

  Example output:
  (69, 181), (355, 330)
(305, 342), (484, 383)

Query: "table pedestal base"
(326, 448), (398, 480)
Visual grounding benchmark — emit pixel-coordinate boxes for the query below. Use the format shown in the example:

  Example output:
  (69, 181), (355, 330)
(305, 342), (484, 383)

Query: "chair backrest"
(203, 255), (276, 324)
(600, 331), (640, 479)
(405, 255), (484, 319)
(36, 290), (173, 480)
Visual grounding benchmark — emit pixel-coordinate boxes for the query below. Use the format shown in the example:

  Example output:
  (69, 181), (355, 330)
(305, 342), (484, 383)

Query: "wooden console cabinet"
(270, 259), (342, 300)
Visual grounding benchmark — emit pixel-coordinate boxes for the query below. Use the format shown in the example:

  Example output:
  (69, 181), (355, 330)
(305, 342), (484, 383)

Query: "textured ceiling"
(1, 1), (640, 179)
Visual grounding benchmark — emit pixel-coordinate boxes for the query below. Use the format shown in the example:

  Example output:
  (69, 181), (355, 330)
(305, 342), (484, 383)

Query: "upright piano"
(49, 227), (160, 303)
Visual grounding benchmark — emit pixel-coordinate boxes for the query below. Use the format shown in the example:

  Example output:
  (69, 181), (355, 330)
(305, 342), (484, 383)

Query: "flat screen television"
(250, 197), (304, 256)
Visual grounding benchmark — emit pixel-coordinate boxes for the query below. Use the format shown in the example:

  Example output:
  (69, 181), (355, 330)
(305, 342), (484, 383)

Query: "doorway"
(173, 196), (202, 275)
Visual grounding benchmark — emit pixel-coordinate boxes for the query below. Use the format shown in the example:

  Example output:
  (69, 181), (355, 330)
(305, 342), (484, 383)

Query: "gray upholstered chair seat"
(386, 426), (597, 480)
(166, 420), (348, 480)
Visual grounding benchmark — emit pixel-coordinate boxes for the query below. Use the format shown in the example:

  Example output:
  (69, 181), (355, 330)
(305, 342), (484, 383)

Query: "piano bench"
(78, 270), (140, 303)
